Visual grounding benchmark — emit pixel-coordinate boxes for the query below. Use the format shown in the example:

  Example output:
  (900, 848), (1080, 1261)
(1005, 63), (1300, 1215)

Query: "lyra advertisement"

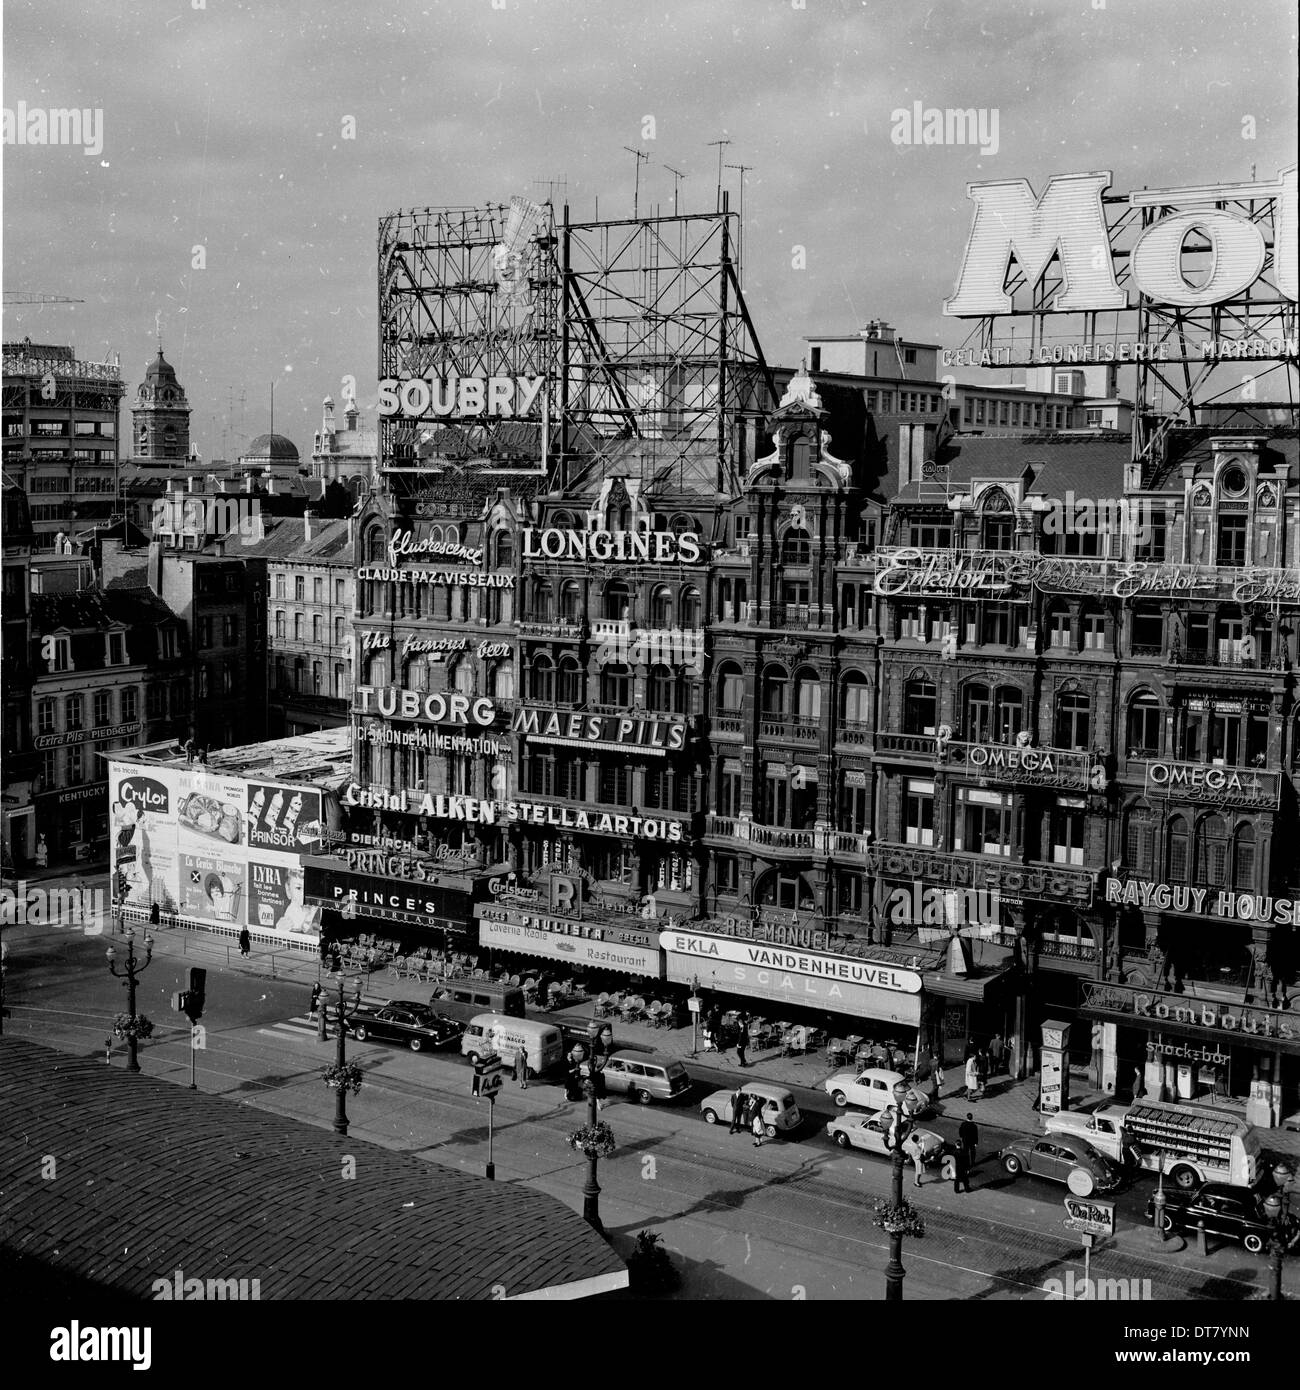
(247, 857), (322, 939)
(247, 781), (323, 854)
(109, 761), (180, 911)
(180, 850), (247, 927)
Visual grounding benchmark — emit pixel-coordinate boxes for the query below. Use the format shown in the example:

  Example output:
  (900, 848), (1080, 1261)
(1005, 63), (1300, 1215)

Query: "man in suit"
(959, 1112), (980, 1170)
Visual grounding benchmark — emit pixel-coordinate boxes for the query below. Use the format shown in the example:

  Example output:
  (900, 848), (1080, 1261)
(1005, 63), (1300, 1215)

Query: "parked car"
(700, 1082), (802, 1137)
(1145, 1182), (1300, 1254)
(826, 1109), (946, 1164)
(999, 1134), (1122, 1196)
(346, 1001), (462, 1052)
(823, 1066), (932, 1116)
(601, 1051), (691, 1104)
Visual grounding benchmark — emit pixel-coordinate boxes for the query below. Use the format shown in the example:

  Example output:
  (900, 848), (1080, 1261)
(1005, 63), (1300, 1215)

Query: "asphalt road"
(4, 918), (1295, 1301)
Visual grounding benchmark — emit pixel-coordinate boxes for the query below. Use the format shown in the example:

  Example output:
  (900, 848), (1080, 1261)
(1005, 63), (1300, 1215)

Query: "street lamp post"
(330, 974), (363, 1136)
(1262, 1192), (1286, 1302)
(885, 1078), (912, 1301)
(105, 928), (154, 1073)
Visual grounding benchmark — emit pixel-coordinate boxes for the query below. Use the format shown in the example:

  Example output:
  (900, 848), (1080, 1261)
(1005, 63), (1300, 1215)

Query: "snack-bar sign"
(944, 167), (1297, 317)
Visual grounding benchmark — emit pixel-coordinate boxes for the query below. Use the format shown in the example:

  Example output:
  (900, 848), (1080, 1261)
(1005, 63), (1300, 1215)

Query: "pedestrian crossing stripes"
(258, 1015), (321, 1043)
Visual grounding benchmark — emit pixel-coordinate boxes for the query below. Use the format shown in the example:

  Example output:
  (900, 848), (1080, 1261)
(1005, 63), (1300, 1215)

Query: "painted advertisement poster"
(179, 849), (247, 928)
(247, 856), (322, 940)
(176, 767), (247, 850)
(247, 781), (323, 854)
(109, 761), (180, 911)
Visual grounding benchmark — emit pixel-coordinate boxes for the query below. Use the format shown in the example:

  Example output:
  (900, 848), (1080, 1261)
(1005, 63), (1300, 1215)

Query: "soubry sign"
(521, 528), (702, 564)
(944, 167), (1297, 317)
(376, 375), (546, 419)
(1104, 876), (1300, 926)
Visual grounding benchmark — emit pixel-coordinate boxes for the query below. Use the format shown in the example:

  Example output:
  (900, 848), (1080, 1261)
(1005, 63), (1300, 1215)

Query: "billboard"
(179, 848), (247, 927)
(109, 761), (180, 912)
(246, 781), (323, 854)
(247, 857), (322, 939)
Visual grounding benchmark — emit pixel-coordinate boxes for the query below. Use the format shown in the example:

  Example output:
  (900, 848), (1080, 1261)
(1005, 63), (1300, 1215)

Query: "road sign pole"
(486, 1093), (496, 1181)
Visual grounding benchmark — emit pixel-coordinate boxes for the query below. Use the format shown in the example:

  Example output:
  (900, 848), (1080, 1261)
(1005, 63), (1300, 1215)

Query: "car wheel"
(1170, 1166), (1198, 1191)
(765, 1124), (777, 1139)
(703, 1108), (718, 1124)
(831, 1090), (848, 1107)
(1158, 1211), (1175, 1234)
(409, 1037), (423, 1052)
(637, 1088), (654, 1106)
(1003, 1154), (1022, 1176)
(834, 1130), (851, 1149)
(1244, 1233), (1264, 1254)
(1073, 1171), (1096, 1197)
(352, 1024), (368, 1041)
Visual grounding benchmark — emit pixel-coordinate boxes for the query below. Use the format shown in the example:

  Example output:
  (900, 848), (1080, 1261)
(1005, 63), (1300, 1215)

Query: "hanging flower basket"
(112, 1012), (154, 1042)
(872, 1197), (925, 1237)
(567, 1120), (616, 1157)
(322, 1061), (364, 1094)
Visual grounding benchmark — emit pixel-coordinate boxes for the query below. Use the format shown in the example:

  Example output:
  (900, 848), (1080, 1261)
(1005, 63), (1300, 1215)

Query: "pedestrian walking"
(729, 1085), (747, 1133)
(751, 1107), (767, 1148)
(736, 1029), (748, 1068)
(931, 1055), (945, 1097)
(309, 984), (322, 1016)
(990, 1032), (1005, 1075)
(238, 927), (251, 957)
(976, 1048), (989, 1090)
(906, 1133), (926, 1188)
(149, 901), (161, 927)
(952, 1143), (971, 1194)
(964, 1053), (980, 1101)
(514, 1048), (529, 1090)
(958, 1112), (979, 1170)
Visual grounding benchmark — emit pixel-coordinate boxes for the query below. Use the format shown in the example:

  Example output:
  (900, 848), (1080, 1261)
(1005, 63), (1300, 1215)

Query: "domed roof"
(145, 349), (178, 381)
(244, 432), (300, 462)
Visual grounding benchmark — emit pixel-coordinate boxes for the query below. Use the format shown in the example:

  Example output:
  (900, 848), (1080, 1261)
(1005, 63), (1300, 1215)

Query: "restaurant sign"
(1081, 981), (1299, 1044)
(1141, 760), (1280, 809)
(477, 902), (656, 948)
(866, 841), (1094, 904)
(478, 917), (661, 975)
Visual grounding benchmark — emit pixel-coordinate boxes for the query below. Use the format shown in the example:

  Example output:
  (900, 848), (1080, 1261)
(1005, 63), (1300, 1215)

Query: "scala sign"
(377, 375), (546, 419)
(944, 167), (1297, 316)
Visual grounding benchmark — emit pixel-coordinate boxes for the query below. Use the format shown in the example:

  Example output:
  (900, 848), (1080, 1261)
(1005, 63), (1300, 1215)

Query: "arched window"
(1127, 691), (1162, 756)
(490, 663), (515, 700)
(841, 671), (871, 725)
(1196, 815), (1229, 888)
(903, 676), (937, 735)
(559, 580), (582, 623)
(529, 654), (554, 703)
(365, 525), (386, 564)
(782, 529), (811, 565)
(650, 585), (672, 627)
(981, 491), (1014, 550)
(680, 587), (701, 628)
(531, 580), (554, 622)
(716, 662), (744, 713)
(793, 667), (821, 720)
(600, 663), (631, 706)
(761, 665), (788, 716)
(365, 653), (388, 686)
(756, 868), (815, 912)
(1124, 800), (1155, 876)
(649, 663), (678, 712)
(557, 654), (581, 705)
(964, 682), (992, 742)
(1232, 824), (1255, 890)
(1055, 690), (1091, 749)
(604, 580), (631, 621)
(1166, 814), (1189, 881)
(494, 529), (514, 569)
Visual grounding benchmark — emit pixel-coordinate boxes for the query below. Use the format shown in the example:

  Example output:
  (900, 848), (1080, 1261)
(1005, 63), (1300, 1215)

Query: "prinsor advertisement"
(246, 782), (322, 853)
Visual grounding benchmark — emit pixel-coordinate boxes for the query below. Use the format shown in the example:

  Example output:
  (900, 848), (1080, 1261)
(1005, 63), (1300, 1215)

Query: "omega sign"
(1143, 760), (1277, 807)
(944, 167), (1297, 316)
(376, 375), (546, 419)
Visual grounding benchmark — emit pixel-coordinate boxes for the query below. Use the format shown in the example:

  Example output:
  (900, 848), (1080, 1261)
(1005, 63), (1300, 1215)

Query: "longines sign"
(521, 528), (702, 564)
(866, 842), (1094, 904)
(944, 167), (1296, 317)
(1082, 981), (1300, 1046)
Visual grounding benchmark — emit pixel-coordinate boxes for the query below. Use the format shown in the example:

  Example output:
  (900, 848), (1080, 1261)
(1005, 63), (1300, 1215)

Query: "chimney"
(304, 509), (315, 544)
(147, 539), (163, 595)
(346, 515), (354, 547)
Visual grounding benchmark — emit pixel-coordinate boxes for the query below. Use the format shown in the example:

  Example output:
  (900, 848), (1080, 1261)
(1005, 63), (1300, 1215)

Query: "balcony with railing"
(1172, 640), (1284, 672)
(757, 712), (821, 743)
(713, 711), (745, 738)
(703, 815), (817, 855)
(518, 617), (586, 640)
(835, 718), (873, 748)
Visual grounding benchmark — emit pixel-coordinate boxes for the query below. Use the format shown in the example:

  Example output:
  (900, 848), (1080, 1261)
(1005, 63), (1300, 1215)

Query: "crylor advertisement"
(180, 850), (247, 927)
(247, 857), (322, 939)
(109, 761), (180, 911)
(247, 781), (323, 854)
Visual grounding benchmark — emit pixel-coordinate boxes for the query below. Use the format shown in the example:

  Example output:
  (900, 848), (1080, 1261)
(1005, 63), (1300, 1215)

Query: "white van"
(1045, 1099), (1260, 1189)
(461, 1014), (564, 1078)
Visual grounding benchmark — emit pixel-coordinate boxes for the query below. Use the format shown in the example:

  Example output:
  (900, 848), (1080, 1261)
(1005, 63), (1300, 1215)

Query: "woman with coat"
(965, 1052), (981, 1101)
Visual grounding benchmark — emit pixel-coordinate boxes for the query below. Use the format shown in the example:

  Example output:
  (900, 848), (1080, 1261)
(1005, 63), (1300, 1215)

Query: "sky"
(3, 0), (1296, 463)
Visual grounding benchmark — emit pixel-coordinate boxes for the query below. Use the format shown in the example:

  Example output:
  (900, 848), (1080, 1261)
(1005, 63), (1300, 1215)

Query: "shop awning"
(922, 967), (1018, 1003)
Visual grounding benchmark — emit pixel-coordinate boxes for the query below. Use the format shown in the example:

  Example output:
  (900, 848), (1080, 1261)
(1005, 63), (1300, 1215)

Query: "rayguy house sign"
(1104, 876), (1300, 926)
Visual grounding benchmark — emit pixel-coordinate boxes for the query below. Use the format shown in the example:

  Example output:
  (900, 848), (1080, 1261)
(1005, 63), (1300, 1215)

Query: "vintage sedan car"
(826, 1109), (946, 1164)
(823, 1066), (932, 1116)
(347, 1002), (462, 1052)
(1145, 1182), (1300, 1255)
(999, 1134), (1122, 1196)
(700, 1082), (802, 1137)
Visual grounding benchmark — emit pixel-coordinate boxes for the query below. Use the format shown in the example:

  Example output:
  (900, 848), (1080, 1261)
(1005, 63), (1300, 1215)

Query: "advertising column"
(1039, 1018), (1071, 1114)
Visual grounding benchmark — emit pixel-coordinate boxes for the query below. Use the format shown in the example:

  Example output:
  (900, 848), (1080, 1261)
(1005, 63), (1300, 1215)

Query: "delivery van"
(1045, 1099), (1260, 1189)
(461, 1014), (564, 1078)
(430, 980), (526, 1026)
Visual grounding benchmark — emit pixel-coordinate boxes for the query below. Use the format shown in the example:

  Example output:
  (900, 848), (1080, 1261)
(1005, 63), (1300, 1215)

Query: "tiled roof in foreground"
(0, 1038), (627, 1301)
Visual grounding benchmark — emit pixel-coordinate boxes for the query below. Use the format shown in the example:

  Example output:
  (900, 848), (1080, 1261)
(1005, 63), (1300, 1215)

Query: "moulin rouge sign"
(944, 167), (1296, 318)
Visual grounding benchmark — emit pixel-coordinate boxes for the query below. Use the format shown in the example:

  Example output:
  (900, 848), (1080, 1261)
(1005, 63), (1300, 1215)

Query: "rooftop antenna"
(623, 146), (649, 218)
(663, 164), (687, 216)
(706, 139), (731, 212)
(270, 381), (274, 436)
(724, 161), (752, 287)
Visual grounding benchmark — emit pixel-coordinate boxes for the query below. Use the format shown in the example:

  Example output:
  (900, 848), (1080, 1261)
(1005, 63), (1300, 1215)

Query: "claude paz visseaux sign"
(944, 166), (1297, 316)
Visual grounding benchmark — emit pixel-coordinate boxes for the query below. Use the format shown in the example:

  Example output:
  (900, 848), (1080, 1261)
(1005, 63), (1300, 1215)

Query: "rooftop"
(114, 726), (353, 786)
